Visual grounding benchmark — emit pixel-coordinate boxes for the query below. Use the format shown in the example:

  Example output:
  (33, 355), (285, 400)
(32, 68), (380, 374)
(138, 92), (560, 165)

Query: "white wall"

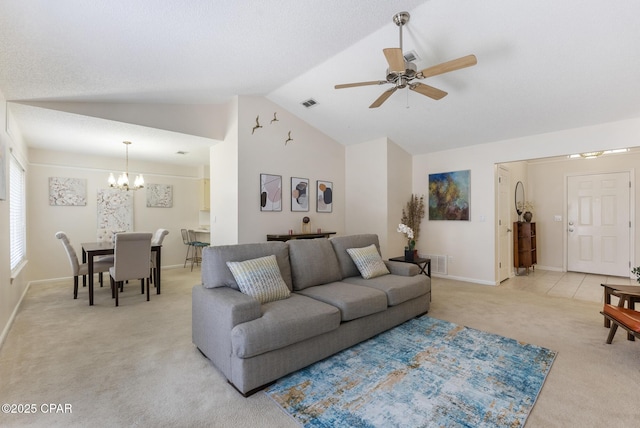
(0, 91), (30, 345)
(414, 117), (640, 285)
(210, 97), (240, 245)
(27, 148), (203, 282)
(345, 138), (413, 258)
(345, 138), (388, 239)
(387, 140), (415, 257)
(227, 96), (346, 244)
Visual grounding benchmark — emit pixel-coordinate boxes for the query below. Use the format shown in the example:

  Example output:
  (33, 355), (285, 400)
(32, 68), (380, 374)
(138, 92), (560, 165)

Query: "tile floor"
(500, 269), (639, 303)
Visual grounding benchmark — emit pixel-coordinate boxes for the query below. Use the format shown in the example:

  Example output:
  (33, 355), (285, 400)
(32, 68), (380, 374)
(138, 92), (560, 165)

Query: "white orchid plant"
(397, 223), (415, 250)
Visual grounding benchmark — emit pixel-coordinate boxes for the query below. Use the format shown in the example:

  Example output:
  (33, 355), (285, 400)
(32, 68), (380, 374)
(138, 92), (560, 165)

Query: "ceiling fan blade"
(369, 87), (397, 108)
(410, 83), (448, 100)
(383, 48), (405, 73)
(419, 54), (477, 79)
(335, 80), (386, 89)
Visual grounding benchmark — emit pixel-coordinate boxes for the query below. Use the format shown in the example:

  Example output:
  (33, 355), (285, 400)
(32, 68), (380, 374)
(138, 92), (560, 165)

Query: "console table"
(267, 232), (336, 242)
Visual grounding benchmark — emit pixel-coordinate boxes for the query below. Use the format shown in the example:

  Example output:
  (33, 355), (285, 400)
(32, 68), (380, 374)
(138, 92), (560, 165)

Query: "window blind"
(10, 153), (26, 271)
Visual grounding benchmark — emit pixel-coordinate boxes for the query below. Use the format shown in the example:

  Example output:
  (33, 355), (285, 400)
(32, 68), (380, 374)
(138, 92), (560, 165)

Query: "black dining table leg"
(88, 253), (94, 306)
(156, 247), (162, 294)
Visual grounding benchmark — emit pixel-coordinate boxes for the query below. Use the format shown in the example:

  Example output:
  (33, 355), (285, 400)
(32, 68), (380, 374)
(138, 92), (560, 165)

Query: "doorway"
(497, 167), (511, 282)
(567, 171), (631, 276)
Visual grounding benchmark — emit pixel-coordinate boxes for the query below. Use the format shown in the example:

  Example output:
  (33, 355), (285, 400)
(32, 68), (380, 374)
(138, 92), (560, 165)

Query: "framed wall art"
(260, 173), (282, 211)
(49, 177), (87, 206)
(97, 188), (133, 231)
(291, 177), (309, 212)
(428, 170), (470, 221)
(316, 180), (333, 213)
(146, 183), (173, 208)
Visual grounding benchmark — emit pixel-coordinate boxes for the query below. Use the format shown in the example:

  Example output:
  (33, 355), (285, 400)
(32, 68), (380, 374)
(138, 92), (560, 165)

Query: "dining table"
(81, 241), (162, 306)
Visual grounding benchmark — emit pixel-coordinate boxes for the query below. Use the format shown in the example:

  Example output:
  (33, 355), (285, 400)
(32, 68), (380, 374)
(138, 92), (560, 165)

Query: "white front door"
(497, 167), (511, 282)
(567, 172), (630, 276)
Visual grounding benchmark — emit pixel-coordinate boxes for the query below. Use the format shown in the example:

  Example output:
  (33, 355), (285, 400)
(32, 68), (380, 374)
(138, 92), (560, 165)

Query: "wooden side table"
(389, 256), (431, 278)
(601, 283), (640, 341)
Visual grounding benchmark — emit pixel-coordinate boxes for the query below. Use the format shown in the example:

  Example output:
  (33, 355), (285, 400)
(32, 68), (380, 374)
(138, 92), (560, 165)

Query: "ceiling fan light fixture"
(334, 11), (476, 108)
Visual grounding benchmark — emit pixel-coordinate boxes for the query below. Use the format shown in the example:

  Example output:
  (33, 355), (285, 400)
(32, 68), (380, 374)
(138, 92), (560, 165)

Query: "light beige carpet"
(0, 268), (638, 427)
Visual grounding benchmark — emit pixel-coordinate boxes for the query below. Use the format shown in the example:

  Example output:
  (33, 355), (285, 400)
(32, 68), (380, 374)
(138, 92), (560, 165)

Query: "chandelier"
(108, 141), (144, 190)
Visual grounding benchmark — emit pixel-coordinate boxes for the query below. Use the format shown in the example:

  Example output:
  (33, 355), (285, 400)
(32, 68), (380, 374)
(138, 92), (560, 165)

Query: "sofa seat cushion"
(343, 274), (429, 306)
(231, 293), (340, 359)
(296, 282), (388, 321)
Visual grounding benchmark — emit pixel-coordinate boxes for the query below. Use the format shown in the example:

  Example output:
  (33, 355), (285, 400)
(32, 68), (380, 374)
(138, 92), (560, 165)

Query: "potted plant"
(397, 224), (416, 261)
(400, 194), (425, 259)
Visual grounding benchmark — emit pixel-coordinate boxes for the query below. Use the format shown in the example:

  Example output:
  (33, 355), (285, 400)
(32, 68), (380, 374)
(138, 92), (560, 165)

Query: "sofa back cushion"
(202, 242), (292, 290)
(288, 238), (342, 290)
(330, 234), (382, 278)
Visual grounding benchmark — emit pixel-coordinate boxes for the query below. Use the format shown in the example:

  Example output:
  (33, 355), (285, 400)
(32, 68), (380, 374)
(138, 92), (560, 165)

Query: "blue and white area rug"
(265, 316), (557, 428)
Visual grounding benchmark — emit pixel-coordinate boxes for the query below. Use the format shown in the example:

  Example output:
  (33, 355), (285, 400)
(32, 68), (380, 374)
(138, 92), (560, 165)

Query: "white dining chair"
(95, 229), (116, 265)
(55, 231), (113, 300)
(109, 232), (153, 307)
(150, 228), (169, 285)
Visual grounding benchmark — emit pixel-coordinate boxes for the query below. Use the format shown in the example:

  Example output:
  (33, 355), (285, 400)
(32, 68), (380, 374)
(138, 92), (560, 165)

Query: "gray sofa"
(192, 234), (431, 395)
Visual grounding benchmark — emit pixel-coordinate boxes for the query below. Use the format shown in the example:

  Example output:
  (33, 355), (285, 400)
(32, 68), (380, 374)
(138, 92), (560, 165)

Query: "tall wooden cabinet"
(514, 222), (537, 274)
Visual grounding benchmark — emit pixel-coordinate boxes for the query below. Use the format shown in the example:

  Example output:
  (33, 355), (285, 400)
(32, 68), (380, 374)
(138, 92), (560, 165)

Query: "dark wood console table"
(267, 232), (336, 242)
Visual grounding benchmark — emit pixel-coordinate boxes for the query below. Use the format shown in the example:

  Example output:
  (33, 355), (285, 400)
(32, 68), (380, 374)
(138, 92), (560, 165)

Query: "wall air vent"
(301, 98), (318, 108)
(404, 50), (420, 63)
(424, 254), (448, 275)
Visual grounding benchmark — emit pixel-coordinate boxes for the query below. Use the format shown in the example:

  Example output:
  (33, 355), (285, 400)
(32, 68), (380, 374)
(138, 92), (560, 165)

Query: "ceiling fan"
(335, 11), (477, 108)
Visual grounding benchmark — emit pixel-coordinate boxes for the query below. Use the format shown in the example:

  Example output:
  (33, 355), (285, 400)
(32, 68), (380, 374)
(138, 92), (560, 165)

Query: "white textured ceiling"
(1, 0), (640, 165)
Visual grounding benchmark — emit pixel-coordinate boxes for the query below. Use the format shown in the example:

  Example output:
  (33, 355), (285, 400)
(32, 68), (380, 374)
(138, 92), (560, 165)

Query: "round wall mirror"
(515, 181), (524, 220)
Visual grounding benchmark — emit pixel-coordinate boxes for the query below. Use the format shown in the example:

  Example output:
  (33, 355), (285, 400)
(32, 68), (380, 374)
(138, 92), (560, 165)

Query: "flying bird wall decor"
(251, 115), (262, 134)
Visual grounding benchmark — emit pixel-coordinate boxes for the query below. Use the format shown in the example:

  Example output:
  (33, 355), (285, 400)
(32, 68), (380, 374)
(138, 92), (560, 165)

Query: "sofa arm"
(193, 285), (262, 331)
(385, 261), (420, 276)
(192, 285), (262, 378)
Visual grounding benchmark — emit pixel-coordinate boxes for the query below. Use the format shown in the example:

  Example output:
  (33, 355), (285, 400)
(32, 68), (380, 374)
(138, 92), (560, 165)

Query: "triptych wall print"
(261, 174), (333, 213)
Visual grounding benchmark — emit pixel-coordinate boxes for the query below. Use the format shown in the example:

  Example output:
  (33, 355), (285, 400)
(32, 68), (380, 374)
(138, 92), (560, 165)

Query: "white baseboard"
(0, 281), (31, 350)
(431, 273), (497, 286)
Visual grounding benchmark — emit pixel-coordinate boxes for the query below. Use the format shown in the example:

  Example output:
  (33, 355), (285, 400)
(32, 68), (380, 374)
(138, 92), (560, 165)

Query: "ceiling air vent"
(404, 50), (420, 63)
(301, 98), (318, 108)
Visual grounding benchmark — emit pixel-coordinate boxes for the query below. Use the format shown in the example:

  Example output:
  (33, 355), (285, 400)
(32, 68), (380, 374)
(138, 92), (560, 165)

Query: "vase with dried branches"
(401, 194), (425, 247)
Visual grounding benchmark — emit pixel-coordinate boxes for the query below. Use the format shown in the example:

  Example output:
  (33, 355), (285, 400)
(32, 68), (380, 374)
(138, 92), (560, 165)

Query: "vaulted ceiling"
(1, 0), (639, 166)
